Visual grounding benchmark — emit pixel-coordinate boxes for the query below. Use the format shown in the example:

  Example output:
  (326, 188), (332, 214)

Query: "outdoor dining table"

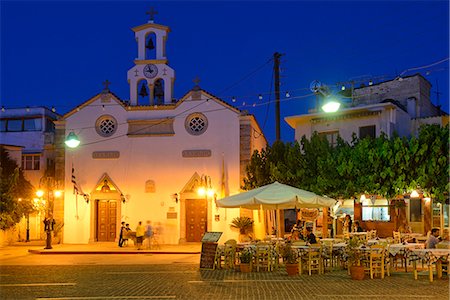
(320, 238), (344, 243)
(367, 238), (388, 245)
(387, 243), (425, 273)
(410, 248), (450, 282)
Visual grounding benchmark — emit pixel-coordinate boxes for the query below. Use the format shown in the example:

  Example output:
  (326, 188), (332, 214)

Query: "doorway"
(96, 200), (117, 242)
(185, 199), (207, 242)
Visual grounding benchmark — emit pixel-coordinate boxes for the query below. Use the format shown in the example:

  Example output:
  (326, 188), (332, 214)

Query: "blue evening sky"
(1, 1), (449, 144)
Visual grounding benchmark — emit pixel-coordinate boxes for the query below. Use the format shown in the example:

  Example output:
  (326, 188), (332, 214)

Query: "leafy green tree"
(411, 124), (449, 203)
(243, 124), (448, 203)
(0, 148), (35, 230)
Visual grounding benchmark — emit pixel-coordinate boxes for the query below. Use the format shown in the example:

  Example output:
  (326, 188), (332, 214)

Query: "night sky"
(1, 1), (449, 144)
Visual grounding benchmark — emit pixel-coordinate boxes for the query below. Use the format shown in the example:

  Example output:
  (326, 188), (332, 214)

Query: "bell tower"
(127, 8), (175, 106)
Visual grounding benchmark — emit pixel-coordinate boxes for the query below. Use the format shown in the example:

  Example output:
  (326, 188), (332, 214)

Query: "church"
(57, 11), (266, 244)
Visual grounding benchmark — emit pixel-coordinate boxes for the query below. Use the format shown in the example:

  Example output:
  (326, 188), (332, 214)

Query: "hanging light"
(341, 85), (346, 91)
(258, 94), (263, 100)
(65, 132), (80, 148)
(1, 106), (5, 112)
(285, 91), (290, 98)
(231, 96), (236, 103)
(368, 81), (373, 86)
(51, 106), (56, 113)
(410, 190), (420, 198)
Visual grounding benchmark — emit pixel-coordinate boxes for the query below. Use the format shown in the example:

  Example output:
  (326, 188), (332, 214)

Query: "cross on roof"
(146, 7), (158, 22)
(102, 80), (111, 91)
(193, 76), (201, 86)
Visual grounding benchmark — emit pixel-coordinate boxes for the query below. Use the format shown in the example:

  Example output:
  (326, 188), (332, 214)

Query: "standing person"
(144, 220), (153, 249)
(118, 222), (125, 247)
(135, 221), (145, 250)
(343, 214), (352, 234)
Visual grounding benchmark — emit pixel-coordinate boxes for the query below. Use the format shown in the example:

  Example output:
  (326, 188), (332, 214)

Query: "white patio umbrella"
(216, 181), (336, 238)
(216, 181), (336, 209)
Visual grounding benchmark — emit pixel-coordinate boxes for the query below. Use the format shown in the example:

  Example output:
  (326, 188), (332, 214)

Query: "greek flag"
(71, 164), (81, 195)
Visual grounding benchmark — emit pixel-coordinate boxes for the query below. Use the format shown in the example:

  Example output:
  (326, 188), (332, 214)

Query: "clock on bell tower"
(127, 8), (175, 106)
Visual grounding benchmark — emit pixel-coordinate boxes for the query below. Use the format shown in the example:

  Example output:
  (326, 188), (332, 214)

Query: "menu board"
(201, 232), (222, 243)
(199, 242), (218, 269)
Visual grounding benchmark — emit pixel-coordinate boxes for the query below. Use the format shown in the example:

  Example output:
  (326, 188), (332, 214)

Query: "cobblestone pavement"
(0, 263), (448, 300)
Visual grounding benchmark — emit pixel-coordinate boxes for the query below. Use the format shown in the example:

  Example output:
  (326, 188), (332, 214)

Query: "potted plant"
(230, 216), (254, 242)
(239, 248), (253, 273)
(346, 236), (365, 280)
(280, 242), (299, 276)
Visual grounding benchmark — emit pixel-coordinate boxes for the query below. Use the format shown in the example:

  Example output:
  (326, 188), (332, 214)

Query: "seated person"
(426, 228), (441, 249)
(436, 229), (450, 249)
(291, 220), (302, 233)
(290, 230), (301, 241)
(398, 220), (412, 234)
(398, 220), (415, 242)
(353, 221), (364, 232)
(305, 227), (317, 244)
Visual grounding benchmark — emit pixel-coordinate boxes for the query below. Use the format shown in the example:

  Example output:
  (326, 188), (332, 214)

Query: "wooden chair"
(369, 245), (386, 279)
(255, 242), (272, 272)
(321, 240), (336, 271)
(223, 239), (237, 269)
(368, 230), (377, 239)
(270, 242), (281, 271)
(393, 231), (401, 244)
(300, 244), (323, 275)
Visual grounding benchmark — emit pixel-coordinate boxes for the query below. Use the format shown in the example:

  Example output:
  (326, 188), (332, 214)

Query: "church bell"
(139, 84), (148, 97)
(146, 38), (155, 50)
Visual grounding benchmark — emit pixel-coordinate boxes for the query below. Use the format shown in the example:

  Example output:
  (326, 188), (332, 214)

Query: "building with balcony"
(285, 74), (448, 236)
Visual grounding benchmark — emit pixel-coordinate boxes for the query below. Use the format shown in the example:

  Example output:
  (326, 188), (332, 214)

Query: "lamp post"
(37, 177), (62, 249)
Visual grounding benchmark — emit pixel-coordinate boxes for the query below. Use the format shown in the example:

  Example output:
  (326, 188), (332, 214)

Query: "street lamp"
(65, 132), (80, 148)
(36, 177), (62, 249)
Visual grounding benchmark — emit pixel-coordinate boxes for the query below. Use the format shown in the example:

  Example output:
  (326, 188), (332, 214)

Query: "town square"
(1, 1), (449, 299)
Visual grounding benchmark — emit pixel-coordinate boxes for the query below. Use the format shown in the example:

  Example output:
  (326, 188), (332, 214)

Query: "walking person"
(118, 221), (125, 247)
(144, 220), (153, 249)
(135, 221), (145, 250)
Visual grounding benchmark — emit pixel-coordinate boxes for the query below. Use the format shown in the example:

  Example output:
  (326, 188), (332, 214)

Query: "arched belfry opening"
(145, 32), (157, 60)
(154, 78), (165, 105)
(137, 79), (149, 105)
(89, 173), (125, 243)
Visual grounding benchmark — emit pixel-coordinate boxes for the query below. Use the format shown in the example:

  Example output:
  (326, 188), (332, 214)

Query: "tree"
(243, 124), (449, 202)
(411, 124), (449, 203)
(0, 147), (35, 230)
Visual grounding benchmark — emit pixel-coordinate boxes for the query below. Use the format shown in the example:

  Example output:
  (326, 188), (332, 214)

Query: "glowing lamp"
(322, 100), (341, 113)
(65, 132), (80, 148)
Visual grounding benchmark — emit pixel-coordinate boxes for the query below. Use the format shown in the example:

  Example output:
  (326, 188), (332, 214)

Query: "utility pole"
(273, 52), (282, 141)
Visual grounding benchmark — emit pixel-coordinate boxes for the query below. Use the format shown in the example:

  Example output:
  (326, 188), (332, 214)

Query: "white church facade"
(57, 14), (266, 244)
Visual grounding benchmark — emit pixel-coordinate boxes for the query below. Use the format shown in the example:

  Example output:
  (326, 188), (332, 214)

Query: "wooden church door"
(96, 200), (117, 242)
(186, 199), (207, 242)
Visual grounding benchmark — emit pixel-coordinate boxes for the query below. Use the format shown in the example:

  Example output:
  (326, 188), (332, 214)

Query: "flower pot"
(285, 263), (299, 276)
(350, 265), (365, 280)
(240, 263), (252, 273)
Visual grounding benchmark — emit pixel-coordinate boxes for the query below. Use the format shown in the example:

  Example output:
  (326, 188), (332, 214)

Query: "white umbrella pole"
(276, 209), (281, 238)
